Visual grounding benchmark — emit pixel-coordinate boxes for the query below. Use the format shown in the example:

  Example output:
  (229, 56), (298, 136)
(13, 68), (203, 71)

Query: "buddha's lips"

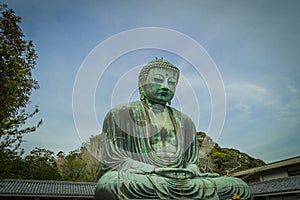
(158, 91), (173, 96)
(159, 92), (168, 96)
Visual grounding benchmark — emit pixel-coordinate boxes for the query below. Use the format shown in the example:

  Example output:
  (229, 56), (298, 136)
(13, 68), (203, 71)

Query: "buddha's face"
(142, 67), (178, 105)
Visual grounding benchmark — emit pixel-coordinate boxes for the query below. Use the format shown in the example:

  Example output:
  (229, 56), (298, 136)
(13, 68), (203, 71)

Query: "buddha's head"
(138, 58), (180, 106)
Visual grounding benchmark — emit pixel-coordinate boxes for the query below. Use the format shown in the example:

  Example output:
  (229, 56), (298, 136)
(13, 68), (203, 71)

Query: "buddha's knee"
(94, 186), (117, 200)
(213, 176), (252, 199)
(95, 171), (119, 200)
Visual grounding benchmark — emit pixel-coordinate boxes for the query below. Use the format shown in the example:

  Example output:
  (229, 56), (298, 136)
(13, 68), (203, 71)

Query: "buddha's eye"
(153, 77), (163, 83)
(152, 75), (164, 83)
(168, 80), (176, 86)
(168, 78), (176, 86)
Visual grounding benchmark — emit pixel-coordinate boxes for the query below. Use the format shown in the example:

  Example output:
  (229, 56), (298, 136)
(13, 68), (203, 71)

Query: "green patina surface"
(95, 58), (252, 200)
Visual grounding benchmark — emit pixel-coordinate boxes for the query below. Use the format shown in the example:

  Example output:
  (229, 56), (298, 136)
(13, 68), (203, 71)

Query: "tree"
(59, 149), (86, 181)
(0, 4), (41, 151)
(57, 135), (102, 182)
(24, 148), (61, 180)
(0, 152), (26, 179)
(197, 132), (265, 175)
(58, 145), (102, 182)
(197, 131), (216, 173)
(0, 4), (41, 159)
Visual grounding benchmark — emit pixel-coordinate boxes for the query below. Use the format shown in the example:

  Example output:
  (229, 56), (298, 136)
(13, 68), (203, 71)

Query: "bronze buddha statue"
(95, 58), (252, 199)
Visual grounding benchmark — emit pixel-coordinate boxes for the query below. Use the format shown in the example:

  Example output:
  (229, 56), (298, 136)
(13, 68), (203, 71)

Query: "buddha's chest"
(148, 110), (177, 154)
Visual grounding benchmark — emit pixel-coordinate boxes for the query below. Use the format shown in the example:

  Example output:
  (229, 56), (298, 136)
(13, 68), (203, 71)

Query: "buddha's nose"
(161, 87), (169, 92)
(162, 80), (170, 90)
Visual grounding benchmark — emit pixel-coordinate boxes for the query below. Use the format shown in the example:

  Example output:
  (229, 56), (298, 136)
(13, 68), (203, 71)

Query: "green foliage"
(0, 4), (42, 179)
(59, 149), (87, 181)
(197, 132), (265, 175)
(58, 135), (102, 182)
(0, 151), (26, 179)
(0, 147), (61, 180)
(24, 148), (61, 180)
(0, 4), (41, 158)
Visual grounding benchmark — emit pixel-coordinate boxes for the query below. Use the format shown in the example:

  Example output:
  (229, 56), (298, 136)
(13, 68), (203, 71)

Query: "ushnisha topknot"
(138, 58), (180, 89)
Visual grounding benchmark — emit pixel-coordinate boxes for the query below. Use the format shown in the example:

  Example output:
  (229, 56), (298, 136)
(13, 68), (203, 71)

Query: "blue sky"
(3, 0), (300, 163)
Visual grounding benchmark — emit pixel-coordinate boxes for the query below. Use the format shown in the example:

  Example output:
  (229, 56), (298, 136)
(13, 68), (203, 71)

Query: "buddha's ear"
(139, 86), (146, 101)
(168, 100), (171, 105)
(140, 94), (146, 102)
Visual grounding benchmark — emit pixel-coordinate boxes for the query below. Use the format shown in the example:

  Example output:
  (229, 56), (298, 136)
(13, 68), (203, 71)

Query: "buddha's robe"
(95, 101), (252, 199)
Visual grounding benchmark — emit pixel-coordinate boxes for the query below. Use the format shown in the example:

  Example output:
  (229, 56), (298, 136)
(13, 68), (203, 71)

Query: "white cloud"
(226, 80), (300, 119)
(226, 82), (269, 114)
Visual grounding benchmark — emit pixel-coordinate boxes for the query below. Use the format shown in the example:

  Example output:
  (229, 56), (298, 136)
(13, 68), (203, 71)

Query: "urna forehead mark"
(148, 67), (178, 79)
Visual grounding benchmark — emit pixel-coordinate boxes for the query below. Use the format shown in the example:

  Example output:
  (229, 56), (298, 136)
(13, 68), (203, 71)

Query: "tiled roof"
(249, 175), (300, 196)
(2, 176), (300, 198)
(0, 179), (96, 198)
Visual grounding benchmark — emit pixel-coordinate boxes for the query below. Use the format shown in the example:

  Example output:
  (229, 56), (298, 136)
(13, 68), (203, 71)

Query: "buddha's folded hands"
(154, 167), (195, 179)
(121, 159), (156, 174)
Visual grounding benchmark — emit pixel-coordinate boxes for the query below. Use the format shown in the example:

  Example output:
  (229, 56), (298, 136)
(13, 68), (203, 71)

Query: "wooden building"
(232, 156), (300, 200)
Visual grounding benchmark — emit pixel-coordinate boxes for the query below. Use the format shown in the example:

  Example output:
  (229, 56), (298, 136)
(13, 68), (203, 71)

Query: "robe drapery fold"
(101, 101), (198, 172)
(95, 101), (252, 199)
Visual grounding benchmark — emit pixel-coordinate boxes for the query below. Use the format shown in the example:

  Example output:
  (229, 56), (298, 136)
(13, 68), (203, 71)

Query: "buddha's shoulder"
(106, 101), (144, 114)
(168, 106), (194, 124)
